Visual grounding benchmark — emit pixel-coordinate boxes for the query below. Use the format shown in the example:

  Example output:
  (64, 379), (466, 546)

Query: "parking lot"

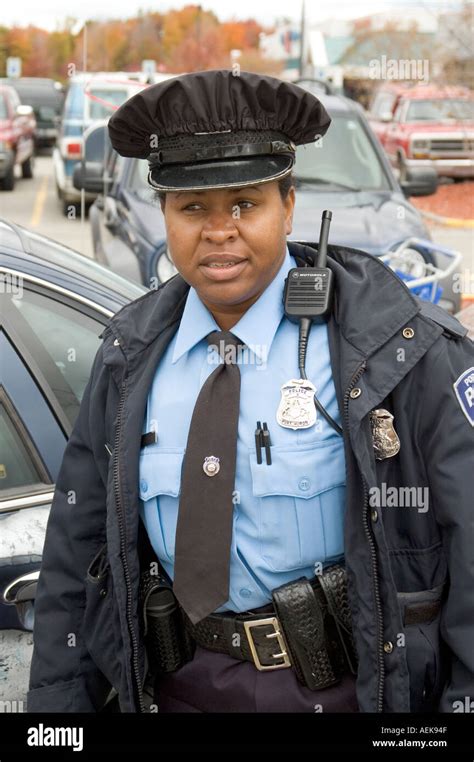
(1, 151), (95, 260)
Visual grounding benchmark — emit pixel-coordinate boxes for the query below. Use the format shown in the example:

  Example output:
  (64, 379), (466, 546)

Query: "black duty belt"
(182, 567), (358, 690)
(139, 564), (443, 693)
(140, 564), (359, 691)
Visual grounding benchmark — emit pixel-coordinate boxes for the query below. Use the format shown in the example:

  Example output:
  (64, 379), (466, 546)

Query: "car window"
(371, 93), (396, 117)
(128, 158), (156, 202)
(9, 289), (103, 424)
(86, 88), (130, 121)
(21, 229), (145, 301)
(37, 105), (57, 120)
(294, 113), (390, 191)
(0, 403), (44, 491)
(0, 95), (7, 119)
(84, 125), (111, 163)
(11, 87), (59, 111)
(406, 99), (474, 121)
(107, 151), (125, 194)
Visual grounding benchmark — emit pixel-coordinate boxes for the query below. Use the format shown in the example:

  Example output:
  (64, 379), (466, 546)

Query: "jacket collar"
(102, 240), (421, 364)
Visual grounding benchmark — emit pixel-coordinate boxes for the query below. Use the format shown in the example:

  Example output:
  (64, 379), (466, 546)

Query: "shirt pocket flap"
(139, 448), (184, 501)
(249, 440), (346, 499)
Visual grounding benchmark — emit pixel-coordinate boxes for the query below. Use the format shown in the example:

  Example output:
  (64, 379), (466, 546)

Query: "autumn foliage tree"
(0, 5), (281, 81)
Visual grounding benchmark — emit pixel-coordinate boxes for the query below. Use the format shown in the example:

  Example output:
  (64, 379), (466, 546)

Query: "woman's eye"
(182, 203), (202, 211)
(181, 200), (255, 212)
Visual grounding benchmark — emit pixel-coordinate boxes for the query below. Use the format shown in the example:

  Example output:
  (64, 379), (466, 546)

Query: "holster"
(271, 564), (358, 690)
(139, 568), (196, 675)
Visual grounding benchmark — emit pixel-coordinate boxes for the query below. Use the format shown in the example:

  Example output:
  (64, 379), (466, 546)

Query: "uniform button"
(383, 641), (394, 654)
(402, 327), (415, 339)
(140, 479), (148, 493)
(100, 588), (108, 598)
(239, 588), (252, 598)
(350, 388), (362, 399)
(298, 477), (311, 491)
(371, 509), (378, 522)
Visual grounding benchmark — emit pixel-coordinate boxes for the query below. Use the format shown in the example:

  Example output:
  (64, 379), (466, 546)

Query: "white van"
(53, 72), (169, 214)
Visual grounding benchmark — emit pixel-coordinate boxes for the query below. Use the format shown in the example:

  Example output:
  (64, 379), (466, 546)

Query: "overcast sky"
(0, 0), (462, 32)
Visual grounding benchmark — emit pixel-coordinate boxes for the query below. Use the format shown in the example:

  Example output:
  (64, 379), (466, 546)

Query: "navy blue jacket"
(27, 241), (474, 712)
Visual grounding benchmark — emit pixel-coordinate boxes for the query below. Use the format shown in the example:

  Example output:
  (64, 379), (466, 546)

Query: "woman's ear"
(284, 186), (295, 235)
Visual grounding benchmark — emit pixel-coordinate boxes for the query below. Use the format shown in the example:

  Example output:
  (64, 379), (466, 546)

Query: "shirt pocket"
(138, 447), (184, 563)
(249, 440), (346, 572)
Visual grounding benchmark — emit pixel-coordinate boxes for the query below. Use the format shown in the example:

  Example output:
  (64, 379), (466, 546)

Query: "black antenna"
(316, 209), (332, 268)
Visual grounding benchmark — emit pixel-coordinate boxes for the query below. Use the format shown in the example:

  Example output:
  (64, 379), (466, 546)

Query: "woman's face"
(160, 180), (295, 316)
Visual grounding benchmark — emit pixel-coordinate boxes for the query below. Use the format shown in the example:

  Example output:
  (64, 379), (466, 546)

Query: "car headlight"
(389, 248), (427, 279)
(156, 248), (178, 283)
(411, 139), (431, 151)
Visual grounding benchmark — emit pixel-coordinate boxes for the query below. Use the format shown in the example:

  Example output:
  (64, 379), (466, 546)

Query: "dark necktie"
(173, 329), (243, 625)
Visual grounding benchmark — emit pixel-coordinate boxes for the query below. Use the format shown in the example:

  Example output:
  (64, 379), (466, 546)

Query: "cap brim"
(148, 154), (294, 192)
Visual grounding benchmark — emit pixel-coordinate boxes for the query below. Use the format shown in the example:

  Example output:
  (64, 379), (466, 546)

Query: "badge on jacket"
(453, 366), (474, 427)
(369, 408), (401, 460)
(276, 378), (317, 429)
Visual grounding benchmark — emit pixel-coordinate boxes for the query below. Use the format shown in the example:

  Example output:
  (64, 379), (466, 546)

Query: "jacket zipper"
(343, 360), (385, 713)
(112, 353), (147, 713)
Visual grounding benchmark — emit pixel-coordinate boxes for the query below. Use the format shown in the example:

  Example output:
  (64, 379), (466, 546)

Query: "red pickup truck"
(0, 84), (36, 190)
(368, 84), (474, 179)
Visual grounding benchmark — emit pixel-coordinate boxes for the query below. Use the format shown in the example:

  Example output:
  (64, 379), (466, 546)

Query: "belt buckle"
(243, 616), (291, 671)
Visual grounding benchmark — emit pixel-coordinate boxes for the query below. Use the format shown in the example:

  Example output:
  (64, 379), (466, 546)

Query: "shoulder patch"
(417, 299), (468, 339)
(453, 366), (474, 426)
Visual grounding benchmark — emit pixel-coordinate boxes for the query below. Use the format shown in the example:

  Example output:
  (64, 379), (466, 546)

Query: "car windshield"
(87, 88), (130, 120)
(406, 99), (474, 121)
(294, 113), (390, 191)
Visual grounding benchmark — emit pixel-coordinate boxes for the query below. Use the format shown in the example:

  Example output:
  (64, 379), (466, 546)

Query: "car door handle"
(3, 571), (40, 604)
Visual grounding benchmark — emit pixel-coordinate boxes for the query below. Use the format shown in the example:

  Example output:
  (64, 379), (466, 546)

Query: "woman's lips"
(199, 259), (248, 281)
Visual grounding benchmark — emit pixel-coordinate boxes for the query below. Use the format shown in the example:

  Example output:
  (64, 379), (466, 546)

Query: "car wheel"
(0, 164), (15, 191)
(22, 155), (34, 179)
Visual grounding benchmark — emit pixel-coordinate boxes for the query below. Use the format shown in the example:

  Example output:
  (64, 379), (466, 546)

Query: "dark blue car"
(0, 219), (145, 707)
(82, 91), (460, 313)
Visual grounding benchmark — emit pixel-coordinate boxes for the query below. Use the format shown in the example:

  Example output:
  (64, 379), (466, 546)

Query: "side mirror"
(73, 161), (111, 193)
(16, 104), (34, 118)
(400, 167), (438, 198)
(380, 111), (393, 122)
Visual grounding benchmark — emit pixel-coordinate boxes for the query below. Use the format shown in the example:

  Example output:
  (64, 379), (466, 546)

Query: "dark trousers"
(154, 644), (359, 713)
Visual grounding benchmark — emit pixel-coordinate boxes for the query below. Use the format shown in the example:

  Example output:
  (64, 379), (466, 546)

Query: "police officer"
(28, 69), (474, 715)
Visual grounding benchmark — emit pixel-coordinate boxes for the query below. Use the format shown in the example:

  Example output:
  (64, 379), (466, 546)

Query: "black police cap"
(108, 69), (332, 192)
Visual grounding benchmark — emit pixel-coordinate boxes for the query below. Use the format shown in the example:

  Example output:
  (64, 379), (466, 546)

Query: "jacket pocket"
(249, 440), (346, 572)
(138, 447), (184, 563)
(82, 543), (121, 690)
(398, 583), (447, 712)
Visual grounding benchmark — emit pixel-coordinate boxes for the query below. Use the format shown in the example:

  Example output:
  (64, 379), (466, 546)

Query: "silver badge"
(370, 409), (401, 460)
(203, 455), (220, 477)
(276, 378), (317, 430)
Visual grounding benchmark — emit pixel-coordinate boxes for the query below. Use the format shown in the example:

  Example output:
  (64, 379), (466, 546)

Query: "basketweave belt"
(140, 564), (358, 690)
(139, 563), (443, 692)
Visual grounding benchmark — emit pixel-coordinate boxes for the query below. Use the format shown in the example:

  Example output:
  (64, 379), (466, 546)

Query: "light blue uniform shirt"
(139, 245), (346, 612)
